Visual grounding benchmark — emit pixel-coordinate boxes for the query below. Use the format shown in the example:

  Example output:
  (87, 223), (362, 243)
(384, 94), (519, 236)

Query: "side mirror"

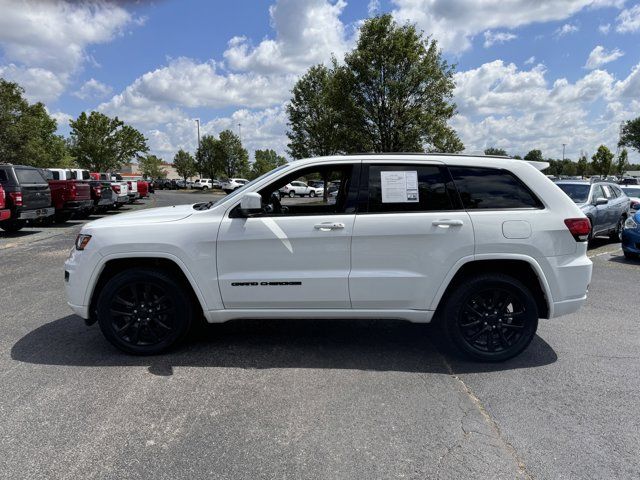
(594, 197), (608, 206)
(239, 192), (262, 216)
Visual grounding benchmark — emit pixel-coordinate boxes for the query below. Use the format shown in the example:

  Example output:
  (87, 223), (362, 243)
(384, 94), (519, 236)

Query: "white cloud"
(584, 45), (624, 69)
(0, 0), (139, 101)
(0, 64), (65, 102)
(598, 23), (611, 34)
(73, 78), (113, 100)
(368, 0), (381, 16)
(223, 0), (352, 75)
(616, 4), (640, 33)
(391, 0), (622, 52)
(524, 56), (536, 65)
(556, 23), (579, 36)
(483, 30), (517, 48)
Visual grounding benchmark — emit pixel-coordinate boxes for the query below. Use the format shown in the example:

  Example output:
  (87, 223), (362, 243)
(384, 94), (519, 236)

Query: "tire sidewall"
(96, 268), (193, 355)
(441, 274), (539, 362)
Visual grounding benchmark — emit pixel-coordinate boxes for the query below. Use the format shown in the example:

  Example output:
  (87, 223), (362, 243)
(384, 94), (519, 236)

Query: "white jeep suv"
(280, 181), (324, 198)
(222, 178), (249, 193)
(64, 154), (592, 361)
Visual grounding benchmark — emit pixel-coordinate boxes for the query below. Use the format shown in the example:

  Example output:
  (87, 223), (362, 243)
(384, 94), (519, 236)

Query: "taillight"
(113, 184), (121, 193)
(631, 201), (639, 210)
(9, 192), (23, 207)
(564, 218), (591, 242)
(0, 187), (5, 206)
(95, 186), (102, 196)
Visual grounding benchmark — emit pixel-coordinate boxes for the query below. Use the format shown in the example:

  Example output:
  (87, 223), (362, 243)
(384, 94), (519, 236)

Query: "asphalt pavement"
(0, 190), (638, 479)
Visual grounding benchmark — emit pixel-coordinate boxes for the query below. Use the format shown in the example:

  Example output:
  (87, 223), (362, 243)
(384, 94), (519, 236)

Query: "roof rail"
(347, 152), (514, 159)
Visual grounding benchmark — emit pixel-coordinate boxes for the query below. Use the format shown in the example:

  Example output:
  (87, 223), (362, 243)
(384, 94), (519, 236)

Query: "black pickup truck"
(0, 164), (54, 232)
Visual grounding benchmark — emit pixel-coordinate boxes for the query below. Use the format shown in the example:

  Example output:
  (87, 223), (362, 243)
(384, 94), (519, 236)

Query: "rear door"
(349, 162), (474, 310)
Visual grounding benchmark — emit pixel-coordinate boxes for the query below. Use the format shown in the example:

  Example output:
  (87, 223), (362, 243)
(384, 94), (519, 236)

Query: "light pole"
(237, 123), (242, 143)
(562, 143), (566, 161)
(195, 118), (201, 151)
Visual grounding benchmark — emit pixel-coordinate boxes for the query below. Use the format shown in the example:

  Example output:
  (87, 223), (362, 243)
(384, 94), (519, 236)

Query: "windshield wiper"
(193, 201), (215, 211)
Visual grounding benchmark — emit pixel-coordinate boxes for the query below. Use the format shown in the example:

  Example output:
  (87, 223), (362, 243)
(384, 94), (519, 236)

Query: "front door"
(217, 162), (359, 309)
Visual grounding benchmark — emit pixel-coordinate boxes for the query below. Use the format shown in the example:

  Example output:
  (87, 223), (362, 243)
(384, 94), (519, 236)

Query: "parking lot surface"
(1, 190), (638, 479)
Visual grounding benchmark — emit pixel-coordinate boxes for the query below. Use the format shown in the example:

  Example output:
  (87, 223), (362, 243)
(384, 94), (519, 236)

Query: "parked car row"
(0, 163), (152, 233)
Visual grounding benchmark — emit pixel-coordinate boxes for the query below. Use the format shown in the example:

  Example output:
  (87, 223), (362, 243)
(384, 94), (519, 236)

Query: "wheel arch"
(87, 255), (207, 325)
(432, 257), (551, 319)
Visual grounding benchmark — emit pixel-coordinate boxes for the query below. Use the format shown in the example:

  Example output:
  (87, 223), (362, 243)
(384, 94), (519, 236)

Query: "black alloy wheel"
(439, 273), (538, 362)
(96, 268), (193, 355)
(610, 216), (624, 242)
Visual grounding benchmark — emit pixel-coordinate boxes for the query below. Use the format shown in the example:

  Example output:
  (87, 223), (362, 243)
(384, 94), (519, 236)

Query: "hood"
(86, 204), (195, 228)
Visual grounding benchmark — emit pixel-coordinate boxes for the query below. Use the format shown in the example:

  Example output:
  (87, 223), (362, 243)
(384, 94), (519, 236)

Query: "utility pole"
(562, 143), (566, 161)
(195, 118), (201, 151)
(238, 123), (242, 143)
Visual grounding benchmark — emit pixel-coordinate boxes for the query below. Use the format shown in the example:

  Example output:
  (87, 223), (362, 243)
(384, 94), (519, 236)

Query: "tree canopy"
(138, 154), (166, 178)
(524, 149), (543, 162)
(0, 79), (71, 168)
(251, 149), (288, 179)
(69, 111), (148, 172)
(173, 149), (197, 181)
(591, 145), (614, 176)
(286, 14), (463, 158)
(619, 117), (640, 154)
(196, 129), (249, 179)
(484, 147), (508, 156)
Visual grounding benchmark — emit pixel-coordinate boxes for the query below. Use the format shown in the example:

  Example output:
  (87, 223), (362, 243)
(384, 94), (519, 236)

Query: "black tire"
(202, 186), (209, 190)
(438, 273), (539, 362)
(623, 251), (638, 260)
(309, 191), (316, 197)
(54, 211), (72, 223)
(0, 220), (24, 232)
(610, 216), (624, 242)
(289, 191), (296, 198)
(96, 268), (194, 355)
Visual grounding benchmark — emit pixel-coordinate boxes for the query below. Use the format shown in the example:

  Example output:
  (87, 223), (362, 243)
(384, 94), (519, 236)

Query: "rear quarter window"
(449, 166), (543, 209)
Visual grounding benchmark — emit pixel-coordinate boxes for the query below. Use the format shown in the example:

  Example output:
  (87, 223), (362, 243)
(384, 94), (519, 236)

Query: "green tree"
(561, 159), (577, 176)
(619, 117), (640, 154)
(0, 79), (70, 167)
(251, 149), (287, 179)
(173, 149), (197, 182)
(524, 149), (543, 162)
(196, 135), (220, 180)
(577, 154), (588, 178)
(286, 14), (463, 157)
(217, 129), (249, 178)
(69, 111), (148, 172)
(138, 154), (166, 178)
(615, 148), (629, 176)
(484, 147), (508, 156)
(591, 145), (614, 176)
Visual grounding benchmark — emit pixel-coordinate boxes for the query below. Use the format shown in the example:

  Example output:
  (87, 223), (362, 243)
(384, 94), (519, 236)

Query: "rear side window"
(367, 164), (456, 212)
(449, 166), (543, 209)
(15, 168), (46, 184)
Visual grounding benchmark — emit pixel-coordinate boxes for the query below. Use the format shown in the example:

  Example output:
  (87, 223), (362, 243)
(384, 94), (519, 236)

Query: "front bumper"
(18, 207), (54, 220)
(622, 227), (640, 254)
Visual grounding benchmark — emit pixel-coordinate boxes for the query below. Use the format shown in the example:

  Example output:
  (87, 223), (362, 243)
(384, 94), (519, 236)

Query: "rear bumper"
(545, 251), (593, 319)
(64, 200), (93, 211)
(97, 197), (113, 207)
(0, 209), (10, 221)
(67, 302), (89, 319)
(115, 195), (128, 204)
(18, 207), (54, 220)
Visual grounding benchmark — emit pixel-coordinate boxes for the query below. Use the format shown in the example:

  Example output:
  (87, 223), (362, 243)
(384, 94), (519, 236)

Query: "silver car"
(556, 180), (630, 241)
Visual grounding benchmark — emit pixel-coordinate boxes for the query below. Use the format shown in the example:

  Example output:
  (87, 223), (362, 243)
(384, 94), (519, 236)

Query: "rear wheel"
(610, 215), (625, 242)
(309, 190), (316, 197)
(438, 273), (538, 362)
(289, 191), (296, 198)
(54, 211), (72, 223)
(96, 268), (193, 355)
(624, 251), (638, 260)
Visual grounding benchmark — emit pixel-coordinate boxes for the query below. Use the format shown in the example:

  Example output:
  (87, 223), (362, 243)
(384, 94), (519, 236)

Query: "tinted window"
(15, 168), (46, 184)
(0, 170), (8, 182)
(367, 165), (455, 213)
(51, 171), (60, 180)
(622, 187), (640, 197)
(557, 183), (590, 203)
(449, 167), (542, 209)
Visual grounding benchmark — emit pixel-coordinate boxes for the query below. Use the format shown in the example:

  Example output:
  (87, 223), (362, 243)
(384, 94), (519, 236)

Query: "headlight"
(75, 234), (92, 250)
(624, 217), (638, 230)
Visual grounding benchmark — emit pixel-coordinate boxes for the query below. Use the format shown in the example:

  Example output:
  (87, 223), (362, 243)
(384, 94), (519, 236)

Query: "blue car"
(622, 211), (640, 260)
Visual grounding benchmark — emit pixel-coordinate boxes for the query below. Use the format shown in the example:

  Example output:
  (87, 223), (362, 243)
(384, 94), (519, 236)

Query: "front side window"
(232, 164), (356, 217)
(591, 185), (605, 202)
(366, 164), (456, 213)
(449, 166), (543, 209)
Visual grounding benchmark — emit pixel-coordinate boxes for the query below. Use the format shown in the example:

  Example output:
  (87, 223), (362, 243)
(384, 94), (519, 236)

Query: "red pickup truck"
(0, 184), (10, 222)
(137, 180), (149, 198)
(44, 168), (93, 223)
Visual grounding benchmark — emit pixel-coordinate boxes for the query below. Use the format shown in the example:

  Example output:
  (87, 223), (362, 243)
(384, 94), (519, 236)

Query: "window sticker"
(380, 171), (419, 203)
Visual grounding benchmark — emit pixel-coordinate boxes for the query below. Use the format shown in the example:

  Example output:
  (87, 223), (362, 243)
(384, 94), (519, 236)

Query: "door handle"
(432, 219), (464, 227)
(314, 222), (345, 230)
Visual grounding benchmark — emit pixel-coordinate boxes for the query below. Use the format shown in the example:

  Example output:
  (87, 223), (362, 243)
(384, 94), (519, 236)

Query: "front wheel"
(438, 273), (538, 362)
(288, 191), (296, 198)
(309, 190), (316, 197)
(96, 268), (193, 355)
(202, 186), (209, 190)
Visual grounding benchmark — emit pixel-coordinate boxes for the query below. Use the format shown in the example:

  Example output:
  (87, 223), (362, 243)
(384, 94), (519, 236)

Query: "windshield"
(622, 187), (640, 198)
(212, 164), (290, 208)
(557, 183), (590, 203)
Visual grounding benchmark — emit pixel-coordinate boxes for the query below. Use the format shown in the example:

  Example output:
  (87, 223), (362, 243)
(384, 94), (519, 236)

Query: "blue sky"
(1, 0), (639, 162)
